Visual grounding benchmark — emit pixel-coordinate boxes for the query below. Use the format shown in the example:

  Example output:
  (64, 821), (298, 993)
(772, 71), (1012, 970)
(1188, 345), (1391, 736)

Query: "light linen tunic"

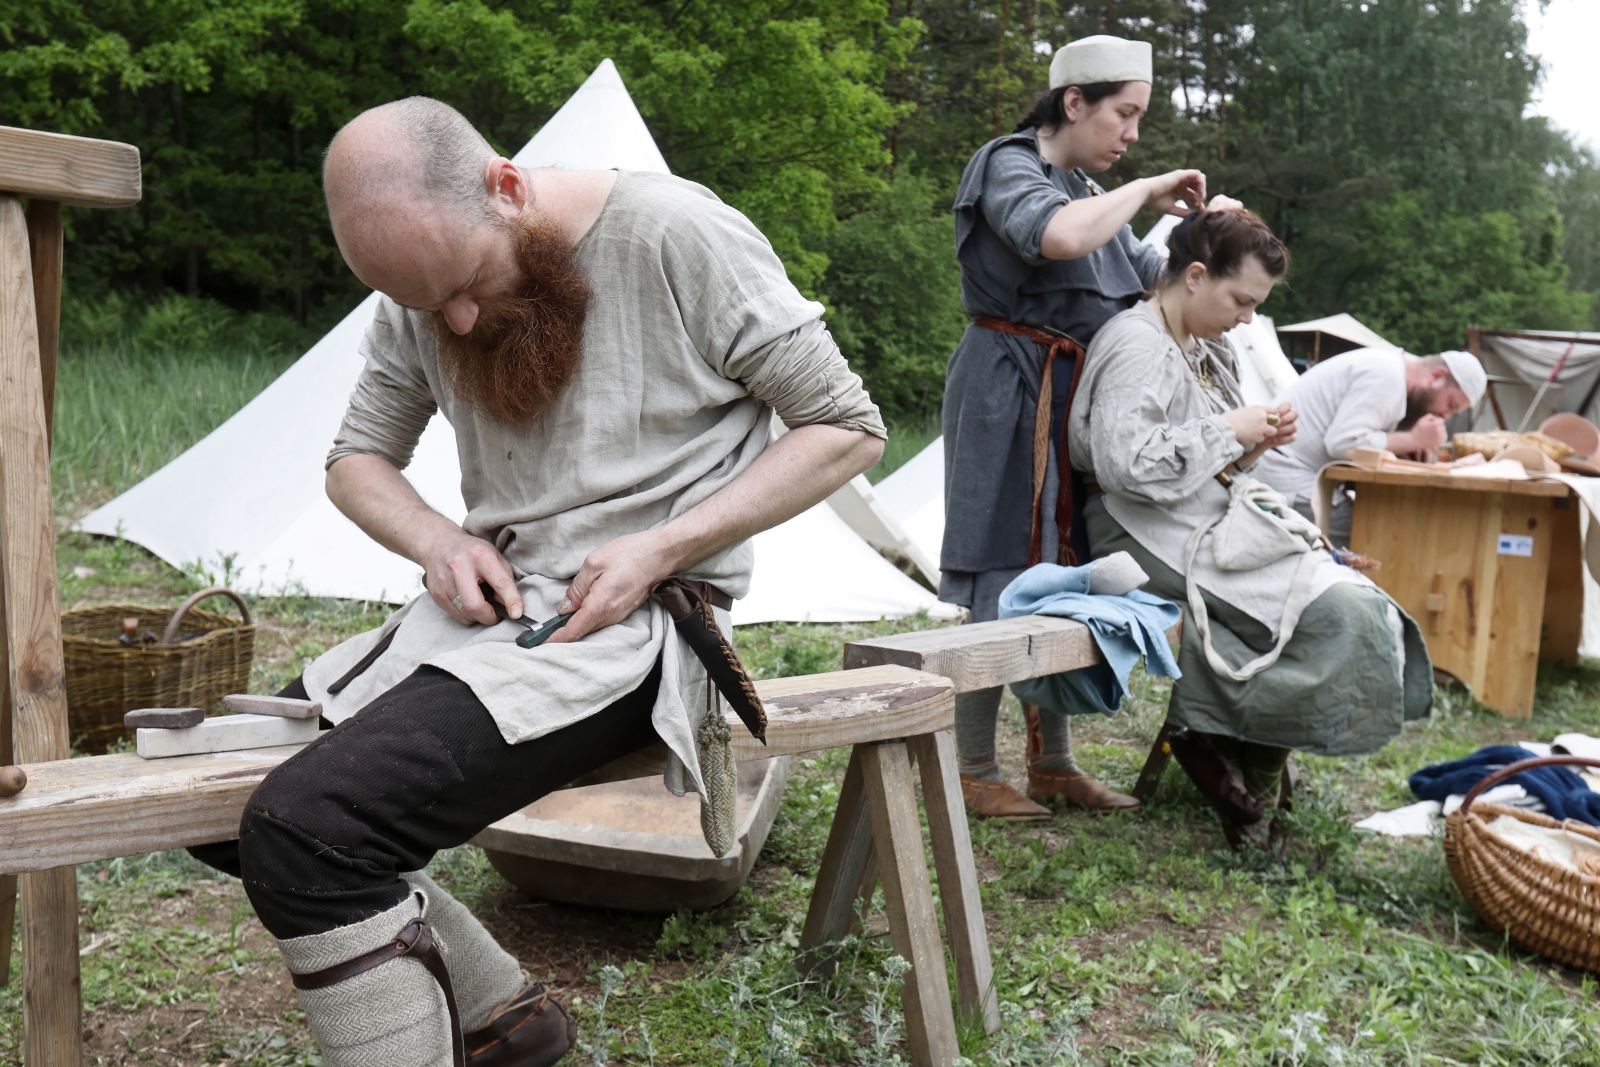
(1068, 302), (1365, 637)
(301, 171), (885, 798)
(1254, 347), (1406, 504)
(1070, 304), (1432, 754)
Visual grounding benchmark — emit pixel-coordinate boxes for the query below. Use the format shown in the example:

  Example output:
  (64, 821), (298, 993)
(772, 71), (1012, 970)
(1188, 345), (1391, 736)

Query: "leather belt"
(974, 317), (1087, 567)
(676, 578), (733, 612)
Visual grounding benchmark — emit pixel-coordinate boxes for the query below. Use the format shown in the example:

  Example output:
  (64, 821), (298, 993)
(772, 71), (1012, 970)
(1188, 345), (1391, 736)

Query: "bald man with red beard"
(198, 97), (886, 1067)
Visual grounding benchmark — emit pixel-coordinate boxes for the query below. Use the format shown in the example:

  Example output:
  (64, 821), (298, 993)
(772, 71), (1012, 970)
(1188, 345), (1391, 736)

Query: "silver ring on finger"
(451, 595), (464, 611)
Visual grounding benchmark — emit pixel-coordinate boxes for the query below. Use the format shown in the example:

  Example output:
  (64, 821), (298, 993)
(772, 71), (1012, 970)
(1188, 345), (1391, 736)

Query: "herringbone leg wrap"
(401, 870), (525, 1031)
(276, 892), (453, 1067)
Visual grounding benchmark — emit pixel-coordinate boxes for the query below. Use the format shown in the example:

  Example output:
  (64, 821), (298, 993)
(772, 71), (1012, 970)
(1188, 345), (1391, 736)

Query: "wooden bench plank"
(0, 666), (953, 874)
(0, 127), (142, 208)
(844, 615), (1182, 694)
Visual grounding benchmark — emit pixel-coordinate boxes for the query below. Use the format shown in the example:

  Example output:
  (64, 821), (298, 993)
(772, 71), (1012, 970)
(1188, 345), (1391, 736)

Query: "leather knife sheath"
(652, 577), (767, 744)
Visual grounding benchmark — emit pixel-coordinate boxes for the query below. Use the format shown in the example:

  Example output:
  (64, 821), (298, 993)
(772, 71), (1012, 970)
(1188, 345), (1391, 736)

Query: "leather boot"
(1167, 729), (1264, 825)
(466, 982), (576, 1067)
(959, 773), (1052, 820)
(1026, 764), (1140, 812)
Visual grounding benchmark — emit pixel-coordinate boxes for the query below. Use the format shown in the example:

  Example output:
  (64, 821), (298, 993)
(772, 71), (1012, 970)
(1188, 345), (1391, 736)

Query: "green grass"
(52, 343), (297, 515)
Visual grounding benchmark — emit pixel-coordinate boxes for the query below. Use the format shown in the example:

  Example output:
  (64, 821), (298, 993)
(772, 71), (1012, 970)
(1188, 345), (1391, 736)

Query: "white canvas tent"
(80, 59), (954, 626)
(875, 215), (1304, 569)
(1470, 328), (1600, 433)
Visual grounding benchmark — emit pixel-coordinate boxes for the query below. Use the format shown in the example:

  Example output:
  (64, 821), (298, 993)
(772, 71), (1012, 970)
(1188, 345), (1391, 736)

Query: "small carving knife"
(478, 582), (572, 649)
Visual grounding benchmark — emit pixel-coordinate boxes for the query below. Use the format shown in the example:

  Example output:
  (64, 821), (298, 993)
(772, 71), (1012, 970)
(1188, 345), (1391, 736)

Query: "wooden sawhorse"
(1, 665), (991, 1067)
(0, 124), (142, 1065)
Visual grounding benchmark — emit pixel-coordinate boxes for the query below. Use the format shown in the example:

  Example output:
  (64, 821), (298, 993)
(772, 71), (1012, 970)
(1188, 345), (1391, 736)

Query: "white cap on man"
(1049, 35), (1154, 89)
(1439, 350), (1487, 407)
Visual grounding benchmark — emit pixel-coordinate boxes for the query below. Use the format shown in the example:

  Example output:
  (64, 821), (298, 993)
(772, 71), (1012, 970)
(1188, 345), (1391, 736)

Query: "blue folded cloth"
(998, 561), (1182, 716)
(1410, 745), (1600, 825)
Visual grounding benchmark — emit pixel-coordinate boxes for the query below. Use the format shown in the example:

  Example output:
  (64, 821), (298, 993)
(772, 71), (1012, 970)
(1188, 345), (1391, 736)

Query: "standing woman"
(942, 35), (1224, 819)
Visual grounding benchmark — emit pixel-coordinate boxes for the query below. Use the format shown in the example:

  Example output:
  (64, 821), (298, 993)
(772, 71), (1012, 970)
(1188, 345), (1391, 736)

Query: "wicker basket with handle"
(62, 586), (255, 753)
(1443, 754), (1600, 970)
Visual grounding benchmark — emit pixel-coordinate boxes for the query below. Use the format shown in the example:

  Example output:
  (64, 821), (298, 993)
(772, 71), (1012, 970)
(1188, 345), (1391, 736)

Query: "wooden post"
(0, 194), (81, 1065)
(859, 741), (960, 1067)
(908, 730), (1000, 1034)
(25, 200), (62, 448)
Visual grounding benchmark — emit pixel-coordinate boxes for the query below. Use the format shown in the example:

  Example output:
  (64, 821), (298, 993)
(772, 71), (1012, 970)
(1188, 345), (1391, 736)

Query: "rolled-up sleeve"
(326, 299), (439, 471)
(980, 145), (1070, 264)
(663, 195), (886, 439)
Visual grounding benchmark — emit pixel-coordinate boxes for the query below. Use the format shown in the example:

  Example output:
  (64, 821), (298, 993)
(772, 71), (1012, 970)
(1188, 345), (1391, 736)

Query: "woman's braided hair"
(1164, 207), (1289, 280)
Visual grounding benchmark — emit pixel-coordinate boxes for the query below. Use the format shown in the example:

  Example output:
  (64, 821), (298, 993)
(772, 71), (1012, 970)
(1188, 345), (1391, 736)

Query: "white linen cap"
(1439, 350), (1487, 406)
(1049, 35), (1153, 89)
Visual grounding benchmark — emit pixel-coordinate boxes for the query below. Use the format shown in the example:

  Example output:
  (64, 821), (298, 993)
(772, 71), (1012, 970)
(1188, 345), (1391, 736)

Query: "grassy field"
(9, 332), (1600, 1064)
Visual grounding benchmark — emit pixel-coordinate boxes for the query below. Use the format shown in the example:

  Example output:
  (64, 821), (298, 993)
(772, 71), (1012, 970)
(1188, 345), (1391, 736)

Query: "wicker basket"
(1443, 755), (1600, 971)
(62, 587), (255, 753)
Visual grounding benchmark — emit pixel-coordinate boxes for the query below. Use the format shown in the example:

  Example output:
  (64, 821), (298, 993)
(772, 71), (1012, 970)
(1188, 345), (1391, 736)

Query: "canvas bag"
(1183, 475), (1326, 682)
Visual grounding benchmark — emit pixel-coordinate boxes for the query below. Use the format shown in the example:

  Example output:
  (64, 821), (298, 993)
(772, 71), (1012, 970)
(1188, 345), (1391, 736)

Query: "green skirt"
(1086, 496), (1432, 757)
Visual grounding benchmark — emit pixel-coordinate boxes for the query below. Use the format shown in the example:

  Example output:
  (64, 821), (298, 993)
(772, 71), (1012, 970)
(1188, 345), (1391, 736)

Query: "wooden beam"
(0, 666), (954, 875)
(1, 193), (80, 1066)
(24, 201), (62, 447)
(0, 127), (141, 208)
(845, 615), (1181, 694)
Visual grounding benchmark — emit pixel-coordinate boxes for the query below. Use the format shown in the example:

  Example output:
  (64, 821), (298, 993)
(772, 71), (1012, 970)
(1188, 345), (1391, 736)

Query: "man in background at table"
(1255, 347), (1486, 546)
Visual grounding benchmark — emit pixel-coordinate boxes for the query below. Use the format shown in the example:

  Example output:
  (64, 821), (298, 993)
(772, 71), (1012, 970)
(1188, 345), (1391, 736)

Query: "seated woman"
(1067, 208), (1433, 846)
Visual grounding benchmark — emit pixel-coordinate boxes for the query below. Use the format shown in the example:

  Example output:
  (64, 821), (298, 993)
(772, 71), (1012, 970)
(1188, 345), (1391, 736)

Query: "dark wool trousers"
(189, 664), (661, 939)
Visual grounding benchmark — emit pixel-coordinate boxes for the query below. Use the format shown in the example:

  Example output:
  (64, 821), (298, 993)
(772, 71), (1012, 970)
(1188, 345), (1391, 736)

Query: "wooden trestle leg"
(1, 194), (81, 1065)
(859, 740), (960, 1067)
(798, 747), (875, 976)
(909, 730), (999, 1034)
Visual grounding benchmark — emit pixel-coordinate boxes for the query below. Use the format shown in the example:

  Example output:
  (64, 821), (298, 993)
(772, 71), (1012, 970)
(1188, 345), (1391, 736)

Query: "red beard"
(428, 212), (592, 425)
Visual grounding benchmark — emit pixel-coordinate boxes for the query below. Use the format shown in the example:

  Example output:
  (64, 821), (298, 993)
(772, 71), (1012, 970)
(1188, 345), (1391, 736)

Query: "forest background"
(5, 0), (1599, 428)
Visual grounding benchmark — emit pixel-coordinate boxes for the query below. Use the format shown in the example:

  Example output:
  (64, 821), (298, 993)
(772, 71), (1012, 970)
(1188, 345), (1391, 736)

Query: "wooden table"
(1329, 464), (1582, 717)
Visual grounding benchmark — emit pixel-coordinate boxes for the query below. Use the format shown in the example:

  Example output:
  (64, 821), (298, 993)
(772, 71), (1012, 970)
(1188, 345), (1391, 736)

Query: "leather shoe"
(467, 982), (576, 1067)
(960, 774), (1052, 821)
(1166, 730), (1264, 825)
(1026, 766), (1140, 812)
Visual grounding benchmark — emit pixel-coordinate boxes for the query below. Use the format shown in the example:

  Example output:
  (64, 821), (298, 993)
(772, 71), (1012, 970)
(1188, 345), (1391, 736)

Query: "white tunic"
(1254, 347), (1406, 503)
(300, 172), (885, 798)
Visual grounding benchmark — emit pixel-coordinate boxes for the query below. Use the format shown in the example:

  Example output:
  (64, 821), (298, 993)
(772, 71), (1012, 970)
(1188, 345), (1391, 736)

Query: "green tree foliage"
(4, 0), (1597, 396)
(0, 0), (917, 315)
(1339, 193), (1593, 353)
(823, 168), (966, 419)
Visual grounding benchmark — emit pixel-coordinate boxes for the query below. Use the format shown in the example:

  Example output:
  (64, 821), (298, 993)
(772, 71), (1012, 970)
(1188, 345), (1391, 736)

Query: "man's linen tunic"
(1254, 347), (1406, 505)
(1070, 304), (1431, 755)
(302, 172), (885, 797)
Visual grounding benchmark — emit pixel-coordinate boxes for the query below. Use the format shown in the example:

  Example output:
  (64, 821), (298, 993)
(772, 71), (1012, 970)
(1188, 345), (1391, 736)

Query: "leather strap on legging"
(291, 917), (464, 1067)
